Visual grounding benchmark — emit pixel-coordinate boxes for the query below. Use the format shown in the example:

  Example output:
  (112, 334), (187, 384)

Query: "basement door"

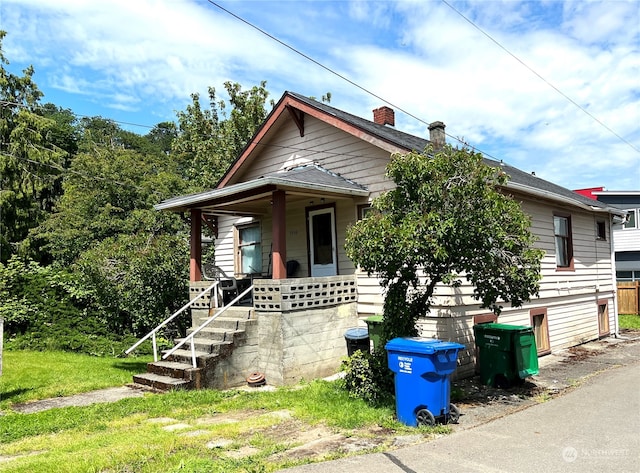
(308, 207), (337, 277)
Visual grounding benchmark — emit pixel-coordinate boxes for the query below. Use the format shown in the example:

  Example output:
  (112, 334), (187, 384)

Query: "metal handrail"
(125, 280), (219, 361)
(162, 284), (254, 368)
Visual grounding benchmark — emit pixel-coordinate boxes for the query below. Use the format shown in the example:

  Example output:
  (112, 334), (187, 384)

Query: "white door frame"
(307, 206), (337, 277)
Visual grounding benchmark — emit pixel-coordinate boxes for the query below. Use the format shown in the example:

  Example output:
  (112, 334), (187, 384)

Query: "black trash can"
(344, 327), (370, 356)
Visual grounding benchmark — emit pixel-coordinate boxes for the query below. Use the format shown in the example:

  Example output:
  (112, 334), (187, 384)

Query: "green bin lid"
(474, 323), (532, 332)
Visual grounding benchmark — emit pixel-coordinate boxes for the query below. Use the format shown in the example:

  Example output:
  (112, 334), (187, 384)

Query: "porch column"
(190, 208), (202, 282)
(272, 190), (287, 279)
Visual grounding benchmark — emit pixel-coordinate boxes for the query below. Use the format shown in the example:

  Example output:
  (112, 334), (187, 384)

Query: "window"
(554, 214), (573, 269)
(597, 301), (610, 337)
(623, 210), (637, 229)
(617, 270), (640, 282)
(530, 308), (550, 355)
(357, 204), (373, 220)
(236, 224), (262, 274)
(596, 220), (606, 240)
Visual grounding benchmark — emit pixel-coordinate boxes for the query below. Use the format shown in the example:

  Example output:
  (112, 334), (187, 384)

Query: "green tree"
(145, 121), (177, 155)
(30, 126), (190, 336)
(172, 81), (272, 190)
(344, 145), (543, 398)
(0, 31), (66, 263)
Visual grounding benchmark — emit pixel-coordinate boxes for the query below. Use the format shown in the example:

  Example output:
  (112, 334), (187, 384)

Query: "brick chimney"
(428, 121), (446, 149)
(373, 106), (395, 127)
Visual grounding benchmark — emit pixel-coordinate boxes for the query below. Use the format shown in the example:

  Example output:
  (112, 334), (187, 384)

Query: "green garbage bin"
(473, 323), (539, 388)
(365, 315), (383, 352)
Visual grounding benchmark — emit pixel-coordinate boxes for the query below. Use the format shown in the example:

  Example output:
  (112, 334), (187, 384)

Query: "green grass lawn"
(0, 350), (437, 472)
(619, 313), (640, 330)
(0, 350), (151, 409)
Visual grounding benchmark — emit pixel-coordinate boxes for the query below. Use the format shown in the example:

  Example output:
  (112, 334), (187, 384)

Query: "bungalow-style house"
(132, 91), (626, 391)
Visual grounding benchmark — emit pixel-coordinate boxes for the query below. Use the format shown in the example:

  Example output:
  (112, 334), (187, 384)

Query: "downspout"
(610, 215), (620, 338)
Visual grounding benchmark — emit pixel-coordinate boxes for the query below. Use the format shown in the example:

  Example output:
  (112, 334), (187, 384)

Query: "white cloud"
(1, 0), (638, 189)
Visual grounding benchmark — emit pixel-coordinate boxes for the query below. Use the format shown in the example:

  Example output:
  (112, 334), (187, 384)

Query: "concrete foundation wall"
(259, 302), (359, 385)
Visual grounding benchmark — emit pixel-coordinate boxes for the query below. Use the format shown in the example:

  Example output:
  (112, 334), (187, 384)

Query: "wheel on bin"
(416, 408), (435, 426)
(448, 403), (460, 424)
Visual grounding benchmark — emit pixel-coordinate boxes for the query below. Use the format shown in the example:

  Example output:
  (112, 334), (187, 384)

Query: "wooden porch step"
(132, 372), (191, 391)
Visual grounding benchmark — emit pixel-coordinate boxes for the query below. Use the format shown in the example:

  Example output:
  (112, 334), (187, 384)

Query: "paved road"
(282, 360), (640, 473)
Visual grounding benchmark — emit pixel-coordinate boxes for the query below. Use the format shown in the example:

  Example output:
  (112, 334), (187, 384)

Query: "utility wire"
(209, 0), (638, 156)
(440, 0), (639, 154)
(205, 1), (490, 156)
(0, 100), (155, 130)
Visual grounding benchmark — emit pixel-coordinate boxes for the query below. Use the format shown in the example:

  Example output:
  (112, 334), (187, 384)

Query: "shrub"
(341, 350), (394, 407)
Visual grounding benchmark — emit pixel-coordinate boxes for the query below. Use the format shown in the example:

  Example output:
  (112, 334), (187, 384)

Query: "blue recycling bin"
(386, 337), (465, 426)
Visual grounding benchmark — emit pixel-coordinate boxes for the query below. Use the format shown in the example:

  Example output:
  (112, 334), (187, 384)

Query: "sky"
(1, 0), (639, 191)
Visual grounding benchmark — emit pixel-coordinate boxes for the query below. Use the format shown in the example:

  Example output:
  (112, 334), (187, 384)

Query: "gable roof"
(159, 90), (624, 217)
(285, 93), (623, 215)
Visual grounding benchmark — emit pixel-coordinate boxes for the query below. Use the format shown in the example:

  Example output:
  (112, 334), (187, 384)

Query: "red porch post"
(272, 190), (287, 279)
(190, 209), (202, 282)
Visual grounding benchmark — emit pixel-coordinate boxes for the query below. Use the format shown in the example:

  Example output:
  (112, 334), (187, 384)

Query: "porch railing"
(162, 285), (254, 368)
(125, 281), (219, 362)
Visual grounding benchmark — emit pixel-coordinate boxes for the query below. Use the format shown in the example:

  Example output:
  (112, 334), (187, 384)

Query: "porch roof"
(155, 164), (369, 215)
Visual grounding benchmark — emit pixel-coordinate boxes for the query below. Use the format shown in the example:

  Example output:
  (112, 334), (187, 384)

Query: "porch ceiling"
(155, 164), (369, 216)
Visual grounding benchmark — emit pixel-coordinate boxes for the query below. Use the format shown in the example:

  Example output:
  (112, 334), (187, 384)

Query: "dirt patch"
(561, 345), (597, 362)
(267, 425), (388, 463)
(9, 385), (148, 414)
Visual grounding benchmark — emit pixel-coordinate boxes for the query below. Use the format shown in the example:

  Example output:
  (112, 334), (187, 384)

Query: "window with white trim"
(554, 214), (573, 269)
(236, 223), (262, 274)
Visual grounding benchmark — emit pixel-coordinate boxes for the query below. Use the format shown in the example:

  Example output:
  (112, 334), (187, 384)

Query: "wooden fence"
(618, 282), (640, 315)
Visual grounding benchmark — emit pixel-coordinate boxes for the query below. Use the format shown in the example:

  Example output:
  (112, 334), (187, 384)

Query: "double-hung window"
(237, 224), (262, 274)
(554, 214), (573, 269)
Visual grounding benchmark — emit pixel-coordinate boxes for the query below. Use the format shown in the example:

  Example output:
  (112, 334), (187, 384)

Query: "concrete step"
(173, 337), (236, 354)
(164, 346), (228, 365)
(146, 360), (197, 379)
(133, 372), (191, 391)
(185, 327), (244, 341)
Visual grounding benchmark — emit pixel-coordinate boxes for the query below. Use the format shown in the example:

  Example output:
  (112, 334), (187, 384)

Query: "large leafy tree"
(172, 81), (272, 190)
(30, 133), (190, 335)
(0, 31), (66, 263)
(346, 145), (543, 342)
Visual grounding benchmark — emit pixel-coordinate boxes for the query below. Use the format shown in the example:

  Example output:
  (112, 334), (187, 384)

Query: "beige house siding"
(353, 195), (617, 362)
(233, 115), (394, 194)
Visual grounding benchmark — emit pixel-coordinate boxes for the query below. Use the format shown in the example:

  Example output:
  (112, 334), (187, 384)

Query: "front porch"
(133, 274), (359, 391)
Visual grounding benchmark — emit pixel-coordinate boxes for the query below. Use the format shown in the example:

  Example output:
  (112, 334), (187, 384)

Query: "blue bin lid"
(385, 337), (465, 354)
(344, 327), (369, 340)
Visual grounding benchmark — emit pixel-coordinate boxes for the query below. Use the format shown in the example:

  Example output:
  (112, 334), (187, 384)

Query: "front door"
(308, 207), (337, 277)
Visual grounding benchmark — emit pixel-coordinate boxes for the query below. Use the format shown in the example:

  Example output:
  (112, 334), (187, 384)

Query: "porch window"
(530, 308), (550, 356)
(554, 214), (573, 269)
(237, 224), (262, 274)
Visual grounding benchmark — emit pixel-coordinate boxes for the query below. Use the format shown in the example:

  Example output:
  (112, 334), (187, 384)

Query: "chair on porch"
(202, 262), (238, 306)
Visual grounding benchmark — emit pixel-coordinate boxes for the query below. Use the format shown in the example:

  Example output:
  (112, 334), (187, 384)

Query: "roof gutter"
(506, 182), (628, 219)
